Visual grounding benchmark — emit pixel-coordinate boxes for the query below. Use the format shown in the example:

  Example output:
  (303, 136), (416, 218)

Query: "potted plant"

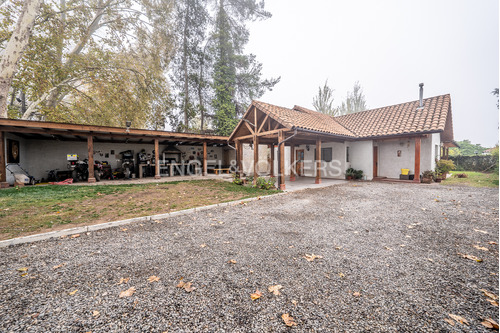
(345, 168), (355, 180)
(354, 169), (364, 180)
(421, 170), (434, 184)
(435, 159), (456, 179)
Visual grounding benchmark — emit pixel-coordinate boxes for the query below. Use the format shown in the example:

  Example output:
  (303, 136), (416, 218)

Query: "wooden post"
(278, 130), (285, 190)
(289, 144), (296, 181)
(269, 144), (274, 177)
(236, 140), (243, 177)
(253, 135), (259, 185)
(203, 142), (207, 176)
(414, 136), (421, 183)
(315, 138), (322, 184)
(87, 135), (96, 183)
(0, 131), (8, 188)
(154, 138), (161, 179)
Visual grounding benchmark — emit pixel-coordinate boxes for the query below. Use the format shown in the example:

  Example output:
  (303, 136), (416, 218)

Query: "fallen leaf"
(474, 229), (488, 234)
(448, 313), (469, 325)
(480, 289), (499, 300)
(481, 318), (499, 329)
(69, 289), (78, 296)
(486, 299), (499, 306)
(353, 292), (361, 297)
(117, 277), (130, 285)
(338, 272), (345, 278)
(92, 310), (100, 318)
(473, 245), (489, 251)
(384, 246), (393, 251)
(20, 273), (28, 277)
(444, 318), (455, 326)
(281, 313), (297, 327)
(227, 259), (237, 264)
(457, 253), (482, 262)
(147, 275), (160, 283)
(268, 285), (283, 296)
(250, 289), (263, 300)
(427, 258), (434, 262)
(120, 228), (128, 232)
(489, 241), (498, 245)
(291, 300), (298, 306)
(335, 246), (342, 250)
(303, 254), (323, 262)
(119, 287), (136, 298)
(71, 234), (80, 239)
(176, 280), (196, 292)
(200, 244), (207, 248)
(53, 263), (65, 270)
(17, 267), (28, 272)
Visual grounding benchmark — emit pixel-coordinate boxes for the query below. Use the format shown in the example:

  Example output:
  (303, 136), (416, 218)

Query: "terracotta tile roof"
(335, 94), (451, 138)
(252, 101), (356, 137)
(252, 94), (451, 139)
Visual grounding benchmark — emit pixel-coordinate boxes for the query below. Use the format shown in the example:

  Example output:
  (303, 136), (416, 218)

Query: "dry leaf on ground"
(474, 229), (488, 234)
(200, 244), (207, 248)
(117, 277), (130, 285)
(227, 259), (237, 264)
(69, 289), (78, 296)
(53, 263), (65, 270)
(119, 287), (136, 298)
(353, 292), (361, 297)
(177, 281), (196, 292)
(338, 272), (345, 278)
(444, 318), (455, 326)
(488, 241), (498, 245)
(480, 289), (499, 300)
(384, 246), (393, 251)
(268, 285), (283, 296)
(473, 245), (489, 251)
(303, 254), (323, 262)
(487, 299), (499, 306)
(250, 289), (263, 300)
(282, 313), (297, 327)
(448, 314), (469, 325)
(17, 267), (28, 272)
(148, 276), (160, 283)
(92, 310), (100, 318)
(457, 253), (483, 262)
(481, 318), (499, 330)
(71, 234), (80, 238)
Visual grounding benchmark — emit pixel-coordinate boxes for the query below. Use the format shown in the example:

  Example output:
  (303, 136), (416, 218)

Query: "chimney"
(418, 83), (424, 108)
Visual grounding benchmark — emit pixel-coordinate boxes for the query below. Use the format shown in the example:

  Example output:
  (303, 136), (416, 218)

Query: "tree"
(0, 0), (41, 118)
(337, 81), (367, 115)
(449, 139), (487, 156)
(3, 0), (175, 128)
(210, 0), (279, 136)
(492, 88), (498, 109)
(312, 80), (337, 116)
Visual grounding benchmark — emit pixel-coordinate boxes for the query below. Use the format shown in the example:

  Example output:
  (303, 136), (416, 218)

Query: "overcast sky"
(245, 0), (499, 147)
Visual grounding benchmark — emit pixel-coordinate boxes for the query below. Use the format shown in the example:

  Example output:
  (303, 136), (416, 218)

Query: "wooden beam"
(289, 144), (296, 181)
(244, 121), (254, 135)
(237, 128), (286, 141)
(253, 135), (259, 185)
(257, 114), (269, 133)
(154, 138), (161, 179)
(87, 136), (96, 183)
(414, 136), (421, 183)
(269, 144), (274, 177)
(315, 138), (321, 184)
(254, 106), (258, 133)
(278, 130), (285, 190)
(0, 131), (7, 187)
(203, 142), (207, 176)
(236, 140), (243, 177)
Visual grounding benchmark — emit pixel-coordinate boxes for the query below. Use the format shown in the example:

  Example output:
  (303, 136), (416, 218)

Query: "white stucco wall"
(242, 143), (272, 175)
(349, 140), (374, 180)
(293, 142), (346, 179)
(4, 133), (30, 185)
(376, 135), (436, 179)
(16, 139), (224, 181)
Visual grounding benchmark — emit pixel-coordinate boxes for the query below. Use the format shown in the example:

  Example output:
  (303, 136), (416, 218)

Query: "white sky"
(246, 0), (499, 147)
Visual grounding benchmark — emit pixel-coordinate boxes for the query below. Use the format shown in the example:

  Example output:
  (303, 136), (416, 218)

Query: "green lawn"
(442, 171), (499, 188)
(0, 180), (275, 240)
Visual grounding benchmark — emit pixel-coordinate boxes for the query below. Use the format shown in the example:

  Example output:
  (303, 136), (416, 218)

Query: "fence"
(449, 155), (498, 172)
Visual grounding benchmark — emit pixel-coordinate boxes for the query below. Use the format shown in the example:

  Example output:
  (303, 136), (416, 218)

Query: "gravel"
(0, 182), (498, 332)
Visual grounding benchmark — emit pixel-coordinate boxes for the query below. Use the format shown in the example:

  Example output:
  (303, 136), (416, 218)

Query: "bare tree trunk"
(182, 3), (190, 130)
(0, 0), (42, 118)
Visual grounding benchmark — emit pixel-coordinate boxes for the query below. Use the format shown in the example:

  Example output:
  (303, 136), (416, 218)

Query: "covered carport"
(0, 119), (230, 187)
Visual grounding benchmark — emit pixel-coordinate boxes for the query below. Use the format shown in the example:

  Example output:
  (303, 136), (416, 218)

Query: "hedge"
(449, 156), (498, 172)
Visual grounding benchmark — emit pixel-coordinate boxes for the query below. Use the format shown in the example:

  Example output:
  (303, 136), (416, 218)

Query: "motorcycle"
(67, 155), (88, 182)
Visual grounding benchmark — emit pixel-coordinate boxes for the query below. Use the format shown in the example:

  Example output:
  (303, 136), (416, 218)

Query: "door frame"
(373, 146), (378, 177)
(296, 149), (305, 176)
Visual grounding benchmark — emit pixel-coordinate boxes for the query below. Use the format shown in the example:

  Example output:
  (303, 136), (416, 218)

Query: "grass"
(442, 171), (499, 188)
(0, 180), (276, 240)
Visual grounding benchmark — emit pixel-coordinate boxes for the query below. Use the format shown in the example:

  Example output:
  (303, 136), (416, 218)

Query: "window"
(314, 147), (333, 162)
(346, 147), (350, 162)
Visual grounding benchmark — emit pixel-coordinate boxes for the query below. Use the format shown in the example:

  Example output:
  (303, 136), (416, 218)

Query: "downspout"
(276, 128), (298, 189)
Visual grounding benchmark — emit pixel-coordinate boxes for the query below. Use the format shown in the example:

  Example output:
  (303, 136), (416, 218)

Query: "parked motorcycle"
(67, 155), (88, 182)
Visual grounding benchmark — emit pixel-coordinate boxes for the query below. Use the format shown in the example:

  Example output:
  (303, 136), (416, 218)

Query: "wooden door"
(373, 146), (378, 177)
(296, 149), (305, 176)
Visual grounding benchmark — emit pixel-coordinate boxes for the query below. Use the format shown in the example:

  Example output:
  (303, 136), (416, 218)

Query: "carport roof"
(0, 119), (229, 146)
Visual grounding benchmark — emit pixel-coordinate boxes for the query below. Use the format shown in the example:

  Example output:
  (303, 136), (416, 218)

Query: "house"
(229, 86), (457, 190)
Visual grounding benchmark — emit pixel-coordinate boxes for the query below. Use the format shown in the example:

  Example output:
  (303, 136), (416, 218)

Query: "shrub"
(436, 159), (456, 176)
(255, 176), (276, 190)
(245, 175), (254, 184)
(232, 173), (243, 185)
(346, 168), (363, 179)
(422, 170), (435, 179)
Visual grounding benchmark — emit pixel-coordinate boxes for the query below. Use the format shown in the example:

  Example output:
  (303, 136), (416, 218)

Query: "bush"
(436, 159), (456, 176)
(255, 176), (276, 190)
(232, 173), (243, 185)
(245, 175), (254, 184)
(346, 168), (363, 179)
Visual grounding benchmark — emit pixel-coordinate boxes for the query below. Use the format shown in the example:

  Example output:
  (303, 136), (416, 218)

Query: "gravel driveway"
(0, 182), (498, 332)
